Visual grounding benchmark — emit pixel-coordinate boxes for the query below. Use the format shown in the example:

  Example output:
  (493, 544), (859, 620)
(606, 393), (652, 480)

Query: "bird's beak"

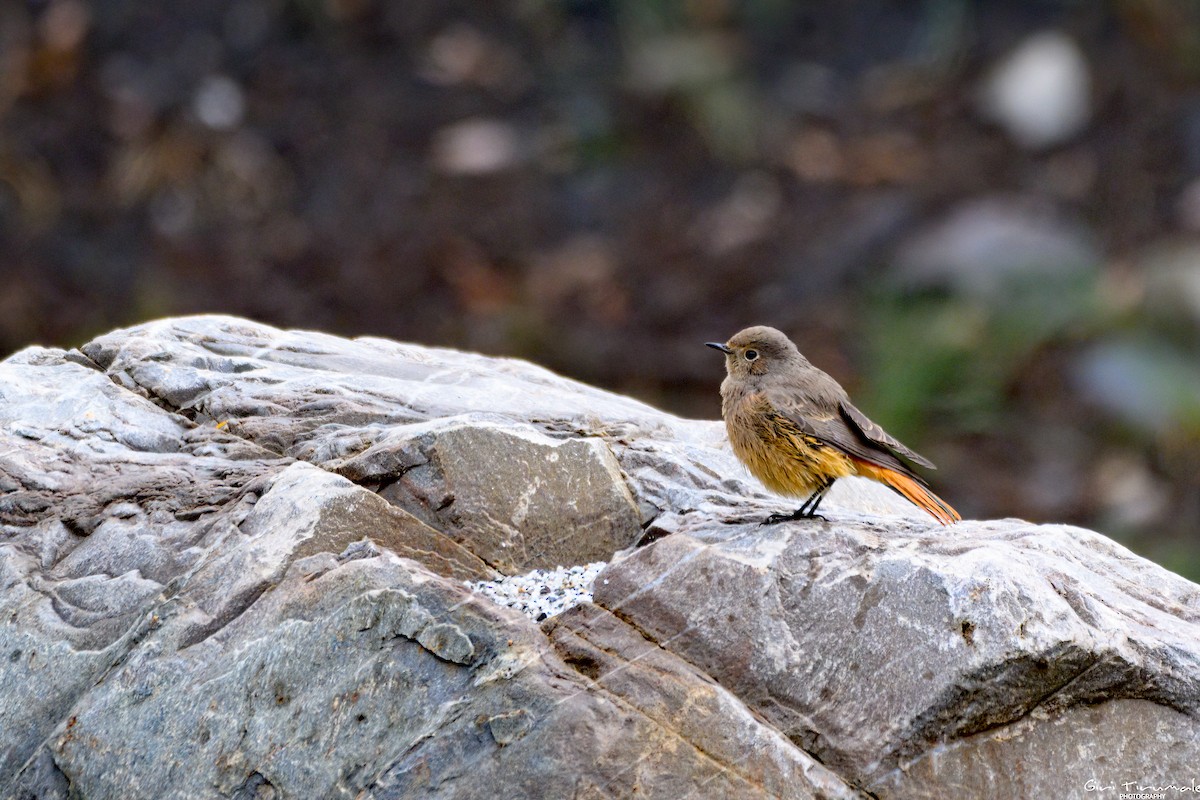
(706, 342), (733, 354)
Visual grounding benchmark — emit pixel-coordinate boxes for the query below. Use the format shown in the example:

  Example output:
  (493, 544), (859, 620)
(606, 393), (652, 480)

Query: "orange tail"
(852, 460), (961, 525)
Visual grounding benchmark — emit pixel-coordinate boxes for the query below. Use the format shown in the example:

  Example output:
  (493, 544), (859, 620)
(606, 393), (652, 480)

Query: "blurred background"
(1, 0), (1198, 578)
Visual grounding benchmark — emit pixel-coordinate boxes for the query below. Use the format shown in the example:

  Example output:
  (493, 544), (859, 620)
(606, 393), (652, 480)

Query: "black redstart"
(707, 325), (960, 525)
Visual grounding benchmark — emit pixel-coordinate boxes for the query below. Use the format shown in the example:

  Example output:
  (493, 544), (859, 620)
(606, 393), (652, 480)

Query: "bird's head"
(706, 326), (802, 379)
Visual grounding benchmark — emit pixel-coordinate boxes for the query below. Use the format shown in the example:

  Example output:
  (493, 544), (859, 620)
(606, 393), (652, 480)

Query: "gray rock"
(78, 316), (674, 443)
(0, 339), (484, 790)
(79, 315), (918, 547)
(236, 461), (497, 582)
(869, 698), (1197, 799)
(0, 347), (285, 784)
(335, 415), (642, 572)
(23, 543), (856, 799)
(1, 314), (1196, 799)
(545, 603), (861, 800)
(593, 516), (1200, 796)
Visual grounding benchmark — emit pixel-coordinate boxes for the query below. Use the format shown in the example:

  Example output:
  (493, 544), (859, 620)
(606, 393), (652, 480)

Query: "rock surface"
(595, 517), (1200, 796)
(1, 315), (1197, 799)
(339, 416), (643, 572)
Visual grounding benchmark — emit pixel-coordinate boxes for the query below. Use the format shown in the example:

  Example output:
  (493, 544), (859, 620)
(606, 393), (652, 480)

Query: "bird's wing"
(838, 400), (936, 469)
(763, 388), (915, 475)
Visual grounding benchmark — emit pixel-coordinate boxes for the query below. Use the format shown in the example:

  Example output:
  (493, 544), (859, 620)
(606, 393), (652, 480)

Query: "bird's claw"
(760, 511), (827, 526)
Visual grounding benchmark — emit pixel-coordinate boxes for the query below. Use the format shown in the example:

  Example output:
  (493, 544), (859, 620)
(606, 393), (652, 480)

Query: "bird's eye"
(744, 349), (759, 361)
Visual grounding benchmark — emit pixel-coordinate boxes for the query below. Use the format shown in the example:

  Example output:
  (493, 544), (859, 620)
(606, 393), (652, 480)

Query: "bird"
(706, 326), (960, 525)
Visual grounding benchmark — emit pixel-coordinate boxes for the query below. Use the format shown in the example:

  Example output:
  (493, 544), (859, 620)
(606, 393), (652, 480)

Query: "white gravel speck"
(468, 562), (607, 622)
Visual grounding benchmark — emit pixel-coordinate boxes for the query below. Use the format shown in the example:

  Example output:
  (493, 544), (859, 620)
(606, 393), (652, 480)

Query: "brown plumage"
(707, 326), (960, 525)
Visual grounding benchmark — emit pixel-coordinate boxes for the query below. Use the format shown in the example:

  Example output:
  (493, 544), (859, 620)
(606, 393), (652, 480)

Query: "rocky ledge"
(1, 316), (1197, 799)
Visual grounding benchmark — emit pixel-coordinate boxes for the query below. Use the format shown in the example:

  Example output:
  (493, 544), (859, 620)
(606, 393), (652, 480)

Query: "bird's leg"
(799, 482), (832, 519)
(761, 479), (834, 525)
(794, 488), (823, 516)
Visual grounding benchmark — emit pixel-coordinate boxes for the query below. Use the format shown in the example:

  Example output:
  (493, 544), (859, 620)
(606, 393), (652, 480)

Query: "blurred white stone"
(1072, 338), (1200, 433)
(432, 118), (520, 175)
(193, 75), (245, 131)
(1093, 453), (1170, 529)
(1138, 241), (1200, 327)
(893, 196), (1098, 297)
(626, 34), (732, 92)
(980, 31), (1091, 150)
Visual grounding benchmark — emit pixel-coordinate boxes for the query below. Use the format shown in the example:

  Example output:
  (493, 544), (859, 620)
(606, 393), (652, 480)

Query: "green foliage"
(860, 267), (1100, 440)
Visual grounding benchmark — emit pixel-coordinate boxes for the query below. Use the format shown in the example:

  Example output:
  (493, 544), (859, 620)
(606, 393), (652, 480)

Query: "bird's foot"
(760, 510), (826, 526)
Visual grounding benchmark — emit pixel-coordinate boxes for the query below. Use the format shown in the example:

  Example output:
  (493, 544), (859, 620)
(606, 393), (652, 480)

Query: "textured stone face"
(592, 518), (1200, 795)
(868, 699), (1198, 799)
(1, 315), (1197, 799)
(339, 417), (643, 572)
(0, 348), (286, 785)
(8, 469), (849, 800)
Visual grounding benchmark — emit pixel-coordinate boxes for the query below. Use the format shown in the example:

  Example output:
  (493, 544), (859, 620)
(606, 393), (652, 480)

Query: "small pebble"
(467, 561), (607, 621)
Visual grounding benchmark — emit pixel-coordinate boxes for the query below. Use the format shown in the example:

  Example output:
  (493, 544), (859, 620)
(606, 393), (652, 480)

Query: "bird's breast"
(723, 392), (854, 497)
